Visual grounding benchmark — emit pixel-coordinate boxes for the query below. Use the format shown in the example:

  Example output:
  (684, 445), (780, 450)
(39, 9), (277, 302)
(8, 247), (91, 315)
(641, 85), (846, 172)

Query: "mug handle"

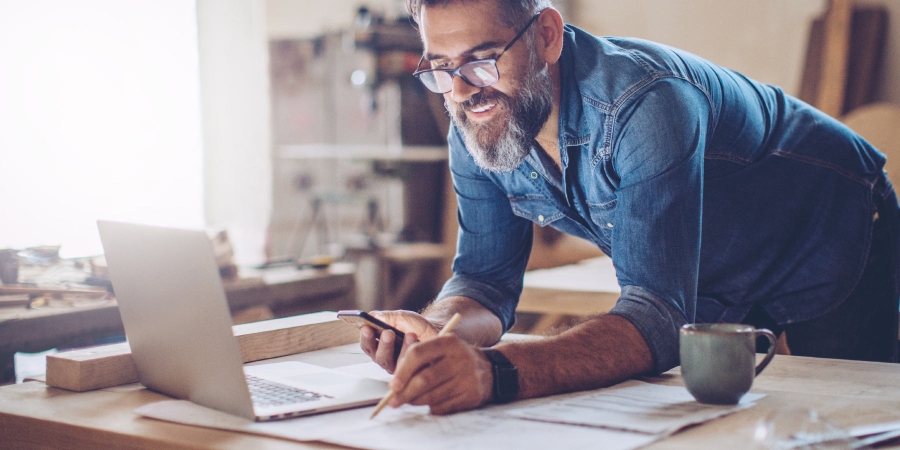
(754, 328), (777, 376)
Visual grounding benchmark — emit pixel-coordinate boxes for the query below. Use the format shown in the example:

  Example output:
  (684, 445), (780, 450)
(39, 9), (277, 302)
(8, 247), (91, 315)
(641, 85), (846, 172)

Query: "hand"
(388, 334), (494, 415)
(360, 310), (440, 373)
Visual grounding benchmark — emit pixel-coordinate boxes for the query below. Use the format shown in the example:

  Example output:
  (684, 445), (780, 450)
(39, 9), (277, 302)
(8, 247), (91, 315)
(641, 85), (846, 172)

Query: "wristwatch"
(481, 348), (519, 403)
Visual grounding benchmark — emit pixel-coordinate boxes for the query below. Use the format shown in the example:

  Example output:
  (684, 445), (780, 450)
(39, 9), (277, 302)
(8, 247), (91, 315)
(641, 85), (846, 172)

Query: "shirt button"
(538, 215), (545, 222)
(607, 222), (614, 228)
(530, 172), (538, 179)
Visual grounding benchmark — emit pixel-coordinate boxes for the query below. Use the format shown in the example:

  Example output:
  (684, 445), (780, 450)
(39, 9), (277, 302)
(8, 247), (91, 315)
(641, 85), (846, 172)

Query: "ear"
(534, 8), (564, 65)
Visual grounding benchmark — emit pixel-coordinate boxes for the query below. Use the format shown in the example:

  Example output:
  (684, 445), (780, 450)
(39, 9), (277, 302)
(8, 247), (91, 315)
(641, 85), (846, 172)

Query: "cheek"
(495, 55), (531, 90)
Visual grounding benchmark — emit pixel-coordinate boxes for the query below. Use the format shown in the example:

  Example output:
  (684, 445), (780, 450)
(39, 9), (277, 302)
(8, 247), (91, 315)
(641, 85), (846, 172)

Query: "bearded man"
(359, 0), (900, 414)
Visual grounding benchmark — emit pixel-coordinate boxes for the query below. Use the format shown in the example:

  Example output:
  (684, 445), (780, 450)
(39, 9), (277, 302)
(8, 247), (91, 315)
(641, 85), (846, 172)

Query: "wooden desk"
(519, 256), (619, 332)
(1, 341), (899, 449)
(0, 263), (356, 384)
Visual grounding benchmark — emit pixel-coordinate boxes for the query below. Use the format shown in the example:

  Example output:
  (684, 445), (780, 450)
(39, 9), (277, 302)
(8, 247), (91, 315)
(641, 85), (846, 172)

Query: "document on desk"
(136, 398), (658, 450)
(135, 363), (757, 449)
(318, 406), (658, 450)
(504, 379), (764, 435)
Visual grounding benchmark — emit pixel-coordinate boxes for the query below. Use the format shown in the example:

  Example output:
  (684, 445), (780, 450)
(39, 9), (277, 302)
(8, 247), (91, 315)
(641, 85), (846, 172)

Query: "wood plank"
(45, 312), (359, 392)
(232, 312), (359, 364)
(816, 0), (854, 117)
(799, 4), (887, 116)
(843, 6), (888, 112)
(798, 12), (826, 107)
(0, 295), (30, 308)
(45, 343), (136, 393)
(0, 285), (107, 298)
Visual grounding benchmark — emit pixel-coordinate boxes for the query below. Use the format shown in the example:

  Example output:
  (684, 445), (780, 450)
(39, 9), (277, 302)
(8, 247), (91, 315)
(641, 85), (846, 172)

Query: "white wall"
(0, 0), (204, 257)
(570, 0), (828, 97)
(571, 0), (900, 106)
(197, 0), (274, 265)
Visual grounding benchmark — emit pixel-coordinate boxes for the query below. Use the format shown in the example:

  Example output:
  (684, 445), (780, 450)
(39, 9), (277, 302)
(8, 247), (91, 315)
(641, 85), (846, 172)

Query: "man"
(360, 0), (900, 415)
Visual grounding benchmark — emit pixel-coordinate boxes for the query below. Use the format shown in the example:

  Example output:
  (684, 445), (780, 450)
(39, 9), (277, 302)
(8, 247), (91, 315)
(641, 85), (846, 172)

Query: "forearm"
(422, 296), (503, 347)
(497, 314), (654, 398)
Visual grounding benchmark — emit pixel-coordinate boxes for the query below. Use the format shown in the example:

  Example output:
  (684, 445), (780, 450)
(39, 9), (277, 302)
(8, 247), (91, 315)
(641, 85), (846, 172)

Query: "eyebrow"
(424, 40), (507, 62)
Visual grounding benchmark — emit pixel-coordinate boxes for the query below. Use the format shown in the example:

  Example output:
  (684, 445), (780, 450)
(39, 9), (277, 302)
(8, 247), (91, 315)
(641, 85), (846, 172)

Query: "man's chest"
(491, 146), (619, 255)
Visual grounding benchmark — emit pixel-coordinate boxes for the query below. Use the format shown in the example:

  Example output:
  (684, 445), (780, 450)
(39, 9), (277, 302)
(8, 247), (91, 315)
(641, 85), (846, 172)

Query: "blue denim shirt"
(436, 25), (887, 373)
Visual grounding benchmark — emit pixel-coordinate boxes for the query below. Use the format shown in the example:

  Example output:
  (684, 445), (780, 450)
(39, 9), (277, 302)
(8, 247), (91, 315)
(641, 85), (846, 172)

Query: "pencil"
(369, 312), (463, 419)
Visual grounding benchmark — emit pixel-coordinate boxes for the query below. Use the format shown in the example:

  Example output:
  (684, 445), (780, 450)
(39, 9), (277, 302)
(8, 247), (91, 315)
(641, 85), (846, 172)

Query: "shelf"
(276, 145), (447, 162)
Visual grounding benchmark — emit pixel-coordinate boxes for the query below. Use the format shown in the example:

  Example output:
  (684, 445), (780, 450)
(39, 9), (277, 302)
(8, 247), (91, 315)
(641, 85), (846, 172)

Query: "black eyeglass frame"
(412, 12), (542, 94)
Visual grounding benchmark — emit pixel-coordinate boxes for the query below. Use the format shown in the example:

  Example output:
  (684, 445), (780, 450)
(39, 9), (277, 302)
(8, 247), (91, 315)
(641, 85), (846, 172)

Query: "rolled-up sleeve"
(607, 78), (709, 373)
(435, 127), (534, 332)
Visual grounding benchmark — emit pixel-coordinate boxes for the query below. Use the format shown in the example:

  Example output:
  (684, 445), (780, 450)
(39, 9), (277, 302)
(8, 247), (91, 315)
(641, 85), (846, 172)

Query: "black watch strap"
(481, 348), (518, 403)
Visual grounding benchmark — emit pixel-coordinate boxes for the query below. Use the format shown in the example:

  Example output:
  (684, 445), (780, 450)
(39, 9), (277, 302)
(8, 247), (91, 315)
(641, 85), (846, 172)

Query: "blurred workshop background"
(0, 0), (898, 381)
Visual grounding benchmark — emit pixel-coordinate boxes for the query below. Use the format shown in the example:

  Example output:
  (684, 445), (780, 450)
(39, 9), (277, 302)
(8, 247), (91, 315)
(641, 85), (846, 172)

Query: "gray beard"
(447, 59), (554, 173)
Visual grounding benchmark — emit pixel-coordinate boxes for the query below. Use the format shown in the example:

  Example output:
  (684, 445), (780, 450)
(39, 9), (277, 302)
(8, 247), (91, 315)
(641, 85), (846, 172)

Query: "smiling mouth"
(469, 103), (496, 114)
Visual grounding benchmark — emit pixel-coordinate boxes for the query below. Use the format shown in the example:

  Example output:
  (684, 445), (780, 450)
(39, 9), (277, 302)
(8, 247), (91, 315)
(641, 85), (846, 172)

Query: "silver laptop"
(97, 220), (388, 421)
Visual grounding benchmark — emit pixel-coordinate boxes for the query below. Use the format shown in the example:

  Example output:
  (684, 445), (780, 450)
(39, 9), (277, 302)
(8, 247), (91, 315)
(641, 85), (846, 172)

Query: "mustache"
(453, 89), (511, 112)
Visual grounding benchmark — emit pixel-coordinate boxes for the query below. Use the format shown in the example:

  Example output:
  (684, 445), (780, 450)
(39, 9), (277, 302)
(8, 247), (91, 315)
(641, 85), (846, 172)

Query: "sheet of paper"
(134, 368), (758, 449)
(135, 399), (658, 450)
(332, 361), (393, 382)
(317, 407), (658, 450)
(505, 380), (764, 435)
(135, 399), (389, 442)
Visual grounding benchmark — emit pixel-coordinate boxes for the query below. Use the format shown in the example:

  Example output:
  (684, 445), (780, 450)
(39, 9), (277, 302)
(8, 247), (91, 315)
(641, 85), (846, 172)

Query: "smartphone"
(337, 310), (405, 356)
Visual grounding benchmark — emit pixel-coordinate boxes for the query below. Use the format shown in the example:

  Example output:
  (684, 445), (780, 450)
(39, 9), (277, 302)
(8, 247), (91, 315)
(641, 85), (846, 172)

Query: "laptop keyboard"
(246, 375), (325, 408)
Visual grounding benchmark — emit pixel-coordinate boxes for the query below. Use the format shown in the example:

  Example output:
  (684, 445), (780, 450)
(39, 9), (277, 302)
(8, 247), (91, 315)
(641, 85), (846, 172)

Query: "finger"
(418, 364), (484, 416)
(374, 311), (440, 339)
(374, 329), (398, 372)
(397, 332), (419, 362)
(359, 326), (377, 357)
(429, 390), (475, 415)
(399, 368), (458, 407)
(371, 310), (395, 324)
(390, 336), (455, 392)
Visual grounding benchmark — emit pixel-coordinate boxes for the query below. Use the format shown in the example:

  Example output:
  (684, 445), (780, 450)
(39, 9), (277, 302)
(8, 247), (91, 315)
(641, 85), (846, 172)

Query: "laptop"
(97, 220), (388, 421)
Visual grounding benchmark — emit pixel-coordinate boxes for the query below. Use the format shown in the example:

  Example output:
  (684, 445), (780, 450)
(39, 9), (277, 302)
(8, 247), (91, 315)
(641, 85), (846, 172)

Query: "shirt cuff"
(608, 285), (688, 374)
(436, 274), (518, 332)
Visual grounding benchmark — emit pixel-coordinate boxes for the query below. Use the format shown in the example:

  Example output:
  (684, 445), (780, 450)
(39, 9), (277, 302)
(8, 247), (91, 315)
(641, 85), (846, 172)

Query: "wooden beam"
(45, 311), (359, 392)
(816, 0), (854, 117)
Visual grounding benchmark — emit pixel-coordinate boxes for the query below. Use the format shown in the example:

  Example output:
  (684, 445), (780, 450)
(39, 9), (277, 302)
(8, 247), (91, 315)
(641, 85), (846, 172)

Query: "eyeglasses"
(413, 13), (541, 94)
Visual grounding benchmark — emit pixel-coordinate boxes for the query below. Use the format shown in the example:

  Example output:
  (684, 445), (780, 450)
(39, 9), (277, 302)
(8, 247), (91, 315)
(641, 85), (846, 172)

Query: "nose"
(447, 73), (480, 104)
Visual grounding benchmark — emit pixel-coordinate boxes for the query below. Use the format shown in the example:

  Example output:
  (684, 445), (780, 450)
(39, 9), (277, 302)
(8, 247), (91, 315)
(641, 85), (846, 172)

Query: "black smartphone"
(337, 310), (405, 355)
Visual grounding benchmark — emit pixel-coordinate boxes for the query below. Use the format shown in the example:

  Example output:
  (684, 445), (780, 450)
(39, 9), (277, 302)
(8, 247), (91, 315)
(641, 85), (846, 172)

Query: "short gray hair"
(406, 0), (552, 30)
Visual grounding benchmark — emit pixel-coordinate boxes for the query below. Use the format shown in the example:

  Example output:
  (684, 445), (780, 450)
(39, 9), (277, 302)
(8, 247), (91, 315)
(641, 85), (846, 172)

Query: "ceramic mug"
(679, 323), (776, 404)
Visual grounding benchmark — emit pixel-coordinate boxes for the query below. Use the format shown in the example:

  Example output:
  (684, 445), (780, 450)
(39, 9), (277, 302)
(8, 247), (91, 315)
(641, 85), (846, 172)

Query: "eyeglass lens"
(419, 60), (500, 94)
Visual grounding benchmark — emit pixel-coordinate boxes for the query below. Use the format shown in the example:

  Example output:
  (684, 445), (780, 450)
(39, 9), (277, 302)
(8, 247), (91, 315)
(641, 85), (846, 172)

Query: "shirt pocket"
(588, 198), (617, 238)
(508, 194), (564, 227)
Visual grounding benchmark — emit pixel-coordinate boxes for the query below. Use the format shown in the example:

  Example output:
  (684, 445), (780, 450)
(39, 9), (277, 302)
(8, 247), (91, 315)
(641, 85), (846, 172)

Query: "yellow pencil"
(369, 312), (463, 419)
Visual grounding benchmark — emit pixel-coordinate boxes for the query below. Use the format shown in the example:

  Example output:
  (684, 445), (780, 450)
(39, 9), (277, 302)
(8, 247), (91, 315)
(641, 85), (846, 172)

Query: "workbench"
(0, 263), (356, 384)
(1, 339), (898, 449)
